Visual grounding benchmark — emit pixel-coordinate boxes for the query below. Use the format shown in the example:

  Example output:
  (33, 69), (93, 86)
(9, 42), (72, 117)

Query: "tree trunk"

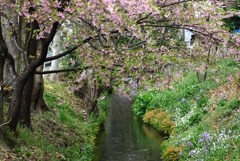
(50, 31), (61, 82)
(31, 65), (47, 112)
(19, 16), (46, 127)
(20, 75), (34, 128)
(2, 5), (19, 87)
(7, 78), (26, 130)
(0, 47), (5, 141)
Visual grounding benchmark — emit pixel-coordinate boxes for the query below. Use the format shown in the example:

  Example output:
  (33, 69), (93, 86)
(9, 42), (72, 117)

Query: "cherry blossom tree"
(0, 0), (239, 132)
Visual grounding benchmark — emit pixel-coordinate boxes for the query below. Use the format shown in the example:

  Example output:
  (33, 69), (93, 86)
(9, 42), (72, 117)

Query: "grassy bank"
(1, 81), (109, 161)
(132, 60), (240, 160)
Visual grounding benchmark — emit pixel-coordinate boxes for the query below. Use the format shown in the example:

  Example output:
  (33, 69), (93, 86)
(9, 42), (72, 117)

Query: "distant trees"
(223, 0), (240, 31)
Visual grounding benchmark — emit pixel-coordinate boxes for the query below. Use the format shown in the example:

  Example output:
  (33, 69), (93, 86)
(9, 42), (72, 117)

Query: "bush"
(132, 89), (158, 117)
(143, 109), (175, 135)
(142, 109), (159, 124)
(189, 113), (203, 126)
(196, 92), (209, 108)
(163, 146), (184, 161)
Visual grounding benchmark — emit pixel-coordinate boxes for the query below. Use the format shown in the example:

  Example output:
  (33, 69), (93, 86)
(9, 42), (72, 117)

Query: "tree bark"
(7, 78), (25, 130)
(20, 75), (34, 128)
(31, 65), (47, 112)
(7, 22), (59, 131)
(2, 4), (19, 87)
(0, 44), (5, 141)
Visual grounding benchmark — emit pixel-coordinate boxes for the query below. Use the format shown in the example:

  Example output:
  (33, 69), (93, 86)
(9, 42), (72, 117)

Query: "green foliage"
(222, 59), (239, 67)
(188, 112), (203, 126)
(60, 52), (82, 78)
(147, 73), (211, 113)
(228, 99), (240, 110)
(178, 101), (191, 117)
(132, 89), (158, 117)
(132, 59), (240, 161)
(196, 92), (209, 108)
(59, 110), (73, 125)
(217, 98), (228, 108)
(222, 4), (240, 31)
(5, 81), (109, 161)
(43, 93), (57, 108)
(97, 91), (110, 113)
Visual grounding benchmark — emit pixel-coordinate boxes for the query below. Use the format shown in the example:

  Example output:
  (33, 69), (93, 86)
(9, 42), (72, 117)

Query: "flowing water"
(93, 94), (163, 161)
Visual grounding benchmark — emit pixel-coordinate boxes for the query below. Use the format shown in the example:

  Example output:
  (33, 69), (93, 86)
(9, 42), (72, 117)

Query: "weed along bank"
(132, 61), (240, 161)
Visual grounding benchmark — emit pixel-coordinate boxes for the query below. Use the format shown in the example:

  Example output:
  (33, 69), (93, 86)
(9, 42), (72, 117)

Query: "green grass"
(2, 81), (109, 161)
(133, 59), (240, 160)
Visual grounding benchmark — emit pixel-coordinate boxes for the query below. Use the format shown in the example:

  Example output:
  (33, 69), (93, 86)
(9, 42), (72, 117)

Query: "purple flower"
(188, 141), (193, 147)
(203, 107), (208, 111)
(81, 147), (86, 151)
(200, 89), (204, 93)
(201, 131), (210, 140)
(179, 151), (182, 156)
(198, 138), (203, 143)
(181, 98), (186, 103)
(203, 145), (208, 153)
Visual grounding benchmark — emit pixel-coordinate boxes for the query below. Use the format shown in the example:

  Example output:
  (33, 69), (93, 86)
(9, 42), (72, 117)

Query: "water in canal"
(93, 94), (163, 161)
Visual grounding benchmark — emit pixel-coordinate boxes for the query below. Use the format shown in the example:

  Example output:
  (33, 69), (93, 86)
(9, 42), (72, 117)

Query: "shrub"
(189, 113), (203, 126)
(142, 109), (159, 124)
(143, 109), (175, 135)
(228, 99), (240, 110)
(196, 92), (209, 108)
(132, 89), (158, 117)
(163, 146), (184, 161)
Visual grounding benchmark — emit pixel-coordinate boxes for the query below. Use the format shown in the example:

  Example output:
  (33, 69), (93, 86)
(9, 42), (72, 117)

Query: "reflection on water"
(93, 94), (163, 161)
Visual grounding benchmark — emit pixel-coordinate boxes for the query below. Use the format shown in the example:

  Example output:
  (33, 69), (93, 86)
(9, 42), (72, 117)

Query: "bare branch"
(136, 13), (152, 24)
(35, 68), (87, 74)
(0, 81), (5, 91)
(45, 30), (119, 62)
(140, 24), (221, 43)
(160, 0), (193, 8)
(79, 17), (95, 30)
(0, 117), (12, 128)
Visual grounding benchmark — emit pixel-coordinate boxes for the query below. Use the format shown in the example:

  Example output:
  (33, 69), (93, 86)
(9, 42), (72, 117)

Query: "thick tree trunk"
(0, 49), (5, 140)
(20, 75), (34, 128)
(3, 3), (19, 85)
(31, 65), (47, 112)
(7, 78), (26, 130)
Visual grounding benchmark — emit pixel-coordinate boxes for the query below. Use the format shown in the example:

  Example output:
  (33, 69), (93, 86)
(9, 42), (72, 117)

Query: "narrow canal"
(93, 94), (163, 161)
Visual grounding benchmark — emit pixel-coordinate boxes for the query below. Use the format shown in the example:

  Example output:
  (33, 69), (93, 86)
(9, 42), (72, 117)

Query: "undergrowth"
(132, 60), (240, 160)
(2, 81), (109, 161)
